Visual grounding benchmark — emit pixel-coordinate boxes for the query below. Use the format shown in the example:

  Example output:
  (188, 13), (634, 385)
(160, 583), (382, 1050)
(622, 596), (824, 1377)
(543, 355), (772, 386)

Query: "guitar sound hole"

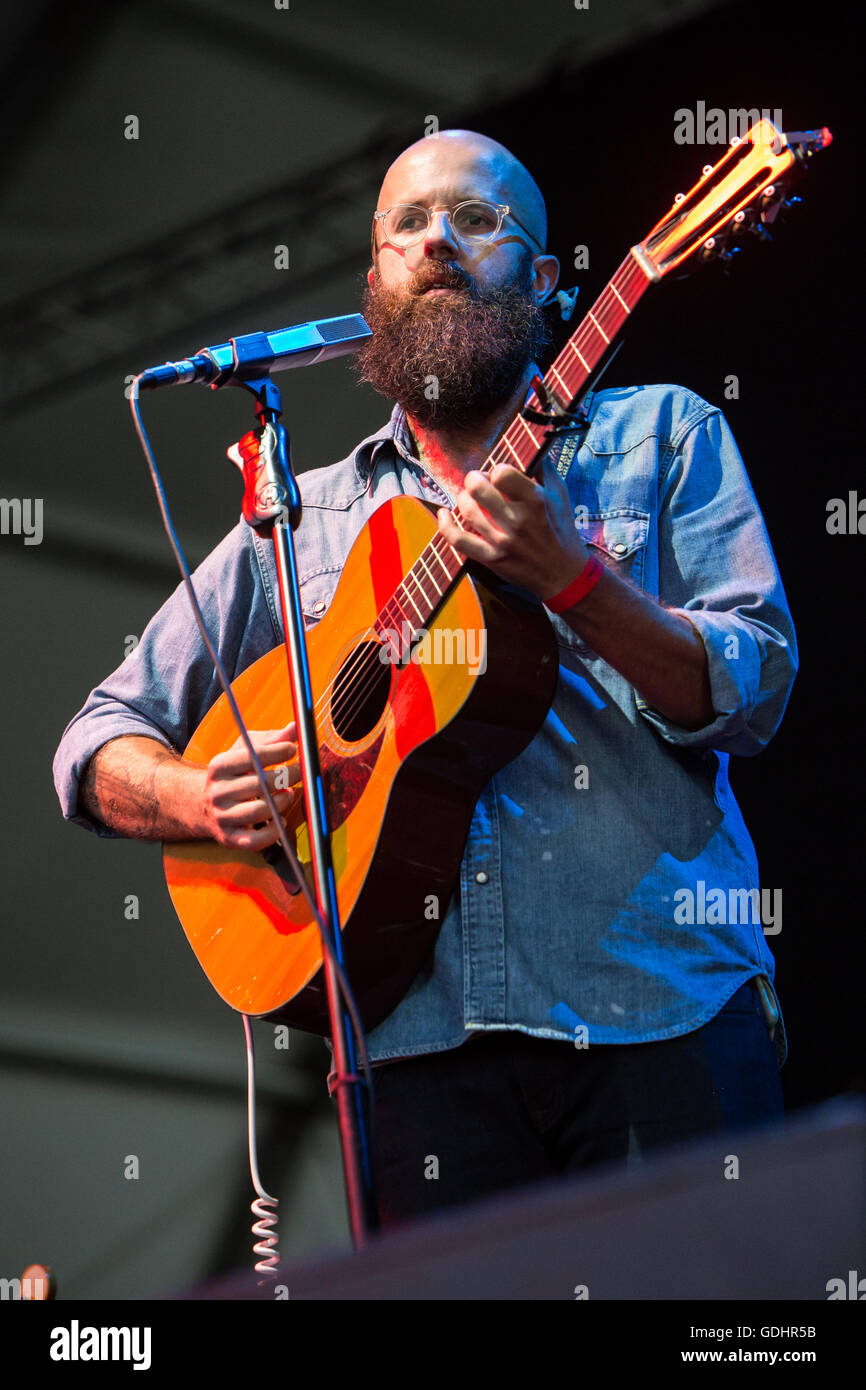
(330, 641), (392, 743)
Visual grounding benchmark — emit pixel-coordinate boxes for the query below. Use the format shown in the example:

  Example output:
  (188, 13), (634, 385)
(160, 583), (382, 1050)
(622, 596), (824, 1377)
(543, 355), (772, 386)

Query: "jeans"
(367, 978), (784, 1229)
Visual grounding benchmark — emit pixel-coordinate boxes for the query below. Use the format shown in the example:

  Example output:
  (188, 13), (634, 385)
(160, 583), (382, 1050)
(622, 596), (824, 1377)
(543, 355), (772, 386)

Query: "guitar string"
(312, 260), (647, 731)
(292, 258), (648, 763)
(305, 430), (540, 746)
(304, 258), (648, 750)
(299, 259), (647, 759)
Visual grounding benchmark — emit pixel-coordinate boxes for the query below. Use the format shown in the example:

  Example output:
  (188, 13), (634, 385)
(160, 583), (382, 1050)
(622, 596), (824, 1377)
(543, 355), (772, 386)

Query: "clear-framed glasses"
(372, 200), (542, 250)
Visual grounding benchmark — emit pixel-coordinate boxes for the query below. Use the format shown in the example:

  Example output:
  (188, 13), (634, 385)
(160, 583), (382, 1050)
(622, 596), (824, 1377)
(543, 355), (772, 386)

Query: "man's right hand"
(81, 725), (301, 845)
(201, 724), (301, 851)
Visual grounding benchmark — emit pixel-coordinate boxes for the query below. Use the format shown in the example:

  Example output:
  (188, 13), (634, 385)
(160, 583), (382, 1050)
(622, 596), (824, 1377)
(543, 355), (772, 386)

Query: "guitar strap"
(550, 431), (581, 482)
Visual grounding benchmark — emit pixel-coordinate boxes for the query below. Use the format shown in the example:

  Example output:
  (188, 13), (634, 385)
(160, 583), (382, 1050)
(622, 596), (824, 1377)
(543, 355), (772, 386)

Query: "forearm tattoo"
(82, 743), (191, 839)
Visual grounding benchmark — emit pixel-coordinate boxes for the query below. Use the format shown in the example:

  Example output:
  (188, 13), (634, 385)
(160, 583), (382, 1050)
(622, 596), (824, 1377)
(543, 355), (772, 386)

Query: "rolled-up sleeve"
(637, 407), (798, 756)
(53, 521), (281, 836)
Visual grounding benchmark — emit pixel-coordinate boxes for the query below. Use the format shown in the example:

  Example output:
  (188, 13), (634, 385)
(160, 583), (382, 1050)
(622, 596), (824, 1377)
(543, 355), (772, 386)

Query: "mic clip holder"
(206, 333), (281, 391)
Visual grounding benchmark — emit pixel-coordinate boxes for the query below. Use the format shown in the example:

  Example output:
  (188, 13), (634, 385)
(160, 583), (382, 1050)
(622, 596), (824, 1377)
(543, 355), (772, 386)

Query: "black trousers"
(367, 979), (784, 1229)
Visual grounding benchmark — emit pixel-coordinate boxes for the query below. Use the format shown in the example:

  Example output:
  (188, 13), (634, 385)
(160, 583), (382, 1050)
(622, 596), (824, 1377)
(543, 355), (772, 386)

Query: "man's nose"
(422, 210), (460, 257)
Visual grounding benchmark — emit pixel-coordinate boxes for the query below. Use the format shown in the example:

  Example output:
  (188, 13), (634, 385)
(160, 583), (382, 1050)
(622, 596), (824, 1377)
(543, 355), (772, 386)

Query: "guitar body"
(164, 494), (558, 1034)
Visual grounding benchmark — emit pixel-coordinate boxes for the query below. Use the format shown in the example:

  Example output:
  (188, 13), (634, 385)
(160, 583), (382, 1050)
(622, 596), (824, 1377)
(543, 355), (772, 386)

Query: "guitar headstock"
(634, 120), (833, 277)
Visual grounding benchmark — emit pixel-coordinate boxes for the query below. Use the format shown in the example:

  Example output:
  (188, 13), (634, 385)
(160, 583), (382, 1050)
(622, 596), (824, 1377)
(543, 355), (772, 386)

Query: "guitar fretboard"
(376, 249), (653, 644)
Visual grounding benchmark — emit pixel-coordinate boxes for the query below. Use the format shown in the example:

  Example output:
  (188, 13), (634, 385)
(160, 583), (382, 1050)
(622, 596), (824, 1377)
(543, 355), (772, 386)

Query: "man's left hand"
(436, 454), (589, 602)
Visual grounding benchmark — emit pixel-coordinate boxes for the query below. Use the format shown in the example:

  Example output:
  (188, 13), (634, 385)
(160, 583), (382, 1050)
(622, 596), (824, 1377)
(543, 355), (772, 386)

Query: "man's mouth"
(415, 270), (469, 296)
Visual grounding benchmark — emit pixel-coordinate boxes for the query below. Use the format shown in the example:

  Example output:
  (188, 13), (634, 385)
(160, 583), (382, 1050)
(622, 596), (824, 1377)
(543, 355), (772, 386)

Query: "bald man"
(54, 130), (796, 1232)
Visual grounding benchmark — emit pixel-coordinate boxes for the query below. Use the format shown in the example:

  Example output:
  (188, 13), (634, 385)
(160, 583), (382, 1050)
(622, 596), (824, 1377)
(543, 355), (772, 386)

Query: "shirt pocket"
(299, 568), (341, 629)
(554, 508), (650, 657)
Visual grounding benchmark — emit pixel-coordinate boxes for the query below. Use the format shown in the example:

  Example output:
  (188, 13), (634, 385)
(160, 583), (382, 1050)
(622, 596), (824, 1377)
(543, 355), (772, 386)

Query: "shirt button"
(612, 542), (627, 555)
(475, 871), (489, 885)
(313, 600), (326, 613)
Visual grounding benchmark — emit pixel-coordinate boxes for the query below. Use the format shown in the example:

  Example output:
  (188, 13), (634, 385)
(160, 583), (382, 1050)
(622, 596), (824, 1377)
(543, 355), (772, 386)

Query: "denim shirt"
(53, 384), (797, 1066)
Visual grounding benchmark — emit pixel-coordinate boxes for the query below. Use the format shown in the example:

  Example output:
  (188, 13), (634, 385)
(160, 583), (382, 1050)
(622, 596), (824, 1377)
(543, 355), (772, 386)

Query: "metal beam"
(0, 135), (391, 419)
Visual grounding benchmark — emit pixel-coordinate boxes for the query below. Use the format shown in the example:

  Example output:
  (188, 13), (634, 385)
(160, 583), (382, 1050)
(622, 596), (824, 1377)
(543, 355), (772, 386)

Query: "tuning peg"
(768, 194), (803, 226)
(717, 246), (742, 275)
(749, 223), (773, 244)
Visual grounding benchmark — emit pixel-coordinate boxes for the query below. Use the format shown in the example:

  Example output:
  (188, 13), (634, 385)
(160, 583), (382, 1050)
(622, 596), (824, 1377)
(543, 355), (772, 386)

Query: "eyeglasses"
(372, 200), (542, 251)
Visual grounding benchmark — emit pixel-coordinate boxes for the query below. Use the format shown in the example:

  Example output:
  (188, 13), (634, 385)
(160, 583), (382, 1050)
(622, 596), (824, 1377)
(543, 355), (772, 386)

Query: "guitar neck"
(375, 250), (654, 642)
(537, 249), (654, 425)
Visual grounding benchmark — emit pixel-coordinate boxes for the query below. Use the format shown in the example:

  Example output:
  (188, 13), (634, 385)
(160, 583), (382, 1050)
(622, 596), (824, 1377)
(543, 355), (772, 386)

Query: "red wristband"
(545, 555), (605, 613)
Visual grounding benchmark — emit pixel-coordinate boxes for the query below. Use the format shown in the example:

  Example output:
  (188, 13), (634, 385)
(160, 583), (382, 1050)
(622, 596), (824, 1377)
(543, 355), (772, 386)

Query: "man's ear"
(366, 265), (376, 289)
(533, 253), (560, 305)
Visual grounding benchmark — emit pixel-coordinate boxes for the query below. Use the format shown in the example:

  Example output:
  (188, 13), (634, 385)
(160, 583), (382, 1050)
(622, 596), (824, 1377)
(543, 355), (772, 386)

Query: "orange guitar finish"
(163, 495), (558, 1034)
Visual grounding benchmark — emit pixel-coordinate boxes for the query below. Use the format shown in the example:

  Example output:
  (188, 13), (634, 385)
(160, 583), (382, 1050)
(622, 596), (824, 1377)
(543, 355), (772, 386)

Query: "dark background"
(0, 0), (859, 1299)
(488, 2), (860, 1111)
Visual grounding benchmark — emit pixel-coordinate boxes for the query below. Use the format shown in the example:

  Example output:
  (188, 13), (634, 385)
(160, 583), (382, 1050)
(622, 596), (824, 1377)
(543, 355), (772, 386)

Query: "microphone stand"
(233, 362), (378, 1246)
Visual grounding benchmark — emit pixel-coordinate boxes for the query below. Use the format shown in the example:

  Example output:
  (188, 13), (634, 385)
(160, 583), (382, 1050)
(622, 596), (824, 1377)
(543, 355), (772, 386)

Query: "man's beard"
(355, 254), (551, 429)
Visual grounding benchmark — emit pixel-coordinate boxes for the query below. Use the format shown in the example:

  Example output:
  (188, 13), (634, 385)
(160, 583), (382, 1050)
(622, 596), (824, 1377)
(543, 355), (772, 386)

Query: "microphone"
(137, 313), (372, 390)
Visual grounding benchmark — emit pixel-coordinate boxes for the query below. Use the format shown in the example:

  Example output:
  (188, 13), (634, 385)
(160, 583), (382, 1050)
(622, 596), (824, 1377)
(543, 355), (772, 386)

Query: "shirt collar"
(353, 402), (419, 482)
(352, 386), (598, 486)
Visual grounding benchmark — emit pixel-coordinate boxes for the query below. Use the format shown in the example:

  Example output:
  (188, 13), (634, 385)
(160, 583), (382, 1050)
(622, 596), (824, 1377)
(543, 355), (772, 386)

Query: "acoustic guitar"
(164, 120), (830, 1034)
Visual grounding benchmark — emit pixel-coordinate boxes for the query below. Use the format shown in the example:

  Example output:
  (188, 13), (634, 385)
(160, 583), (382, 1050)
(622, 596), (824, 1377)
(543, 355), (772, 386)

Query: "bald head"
(375, 129), (548, 252)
